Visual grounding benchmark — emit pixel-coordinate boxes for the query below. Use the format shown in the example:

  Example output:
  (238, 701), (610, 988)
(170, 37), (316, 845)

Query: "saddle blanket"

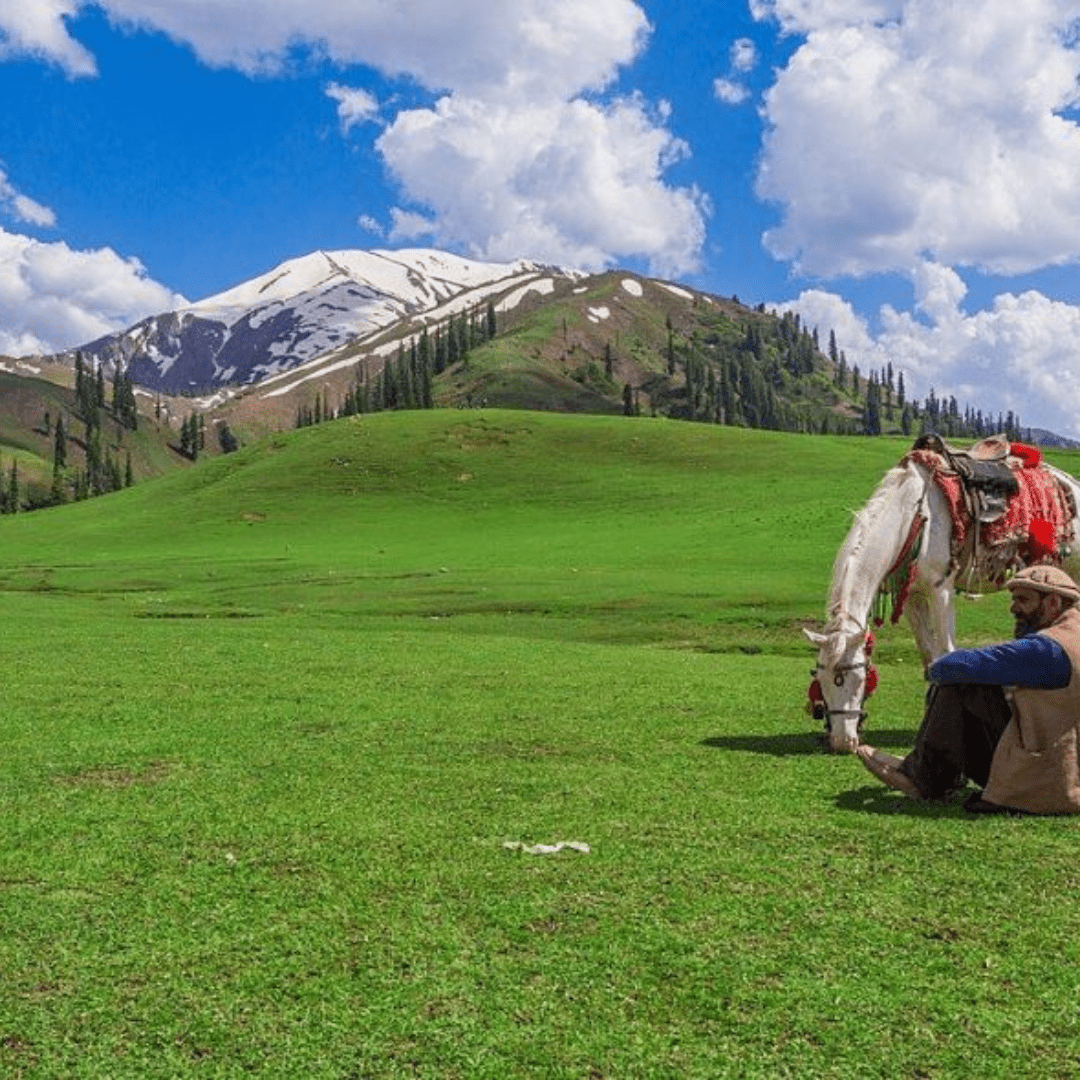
(906, 447), (1073, 580)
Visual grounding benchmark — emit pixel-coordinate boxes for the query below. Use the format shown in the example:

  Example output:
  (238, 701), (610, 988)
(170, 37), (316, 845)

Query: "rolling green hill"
(0, 409), (888, 608)
(8, 407), (1071, 655)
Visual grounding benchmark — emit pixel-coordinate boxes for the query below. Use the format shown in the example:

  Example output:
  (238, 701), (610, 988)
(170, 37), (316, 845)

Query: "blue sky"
(6, 2), (1080, 436)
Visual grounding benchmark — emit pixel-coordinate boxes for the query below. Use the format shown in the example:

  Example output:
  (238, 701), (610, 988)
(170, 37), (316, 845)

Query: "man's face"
(1010, 586), (1062, 636)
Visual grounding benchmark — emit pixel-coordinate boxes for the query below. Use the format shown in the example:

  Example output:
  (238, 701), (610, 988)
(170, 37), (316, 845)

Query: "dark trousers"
(898, 683), (1013, 799)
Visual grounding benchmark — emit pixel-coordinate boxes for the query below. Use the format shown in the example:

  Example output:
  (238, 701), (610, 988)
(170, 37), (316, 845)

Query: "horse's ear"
(803, 629), (827, 647)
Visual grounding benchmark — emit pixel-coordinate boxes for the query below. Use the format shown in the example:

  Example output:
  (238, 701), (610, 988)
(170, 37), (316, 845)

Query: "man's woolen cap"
(1006, 565), (1080, 603)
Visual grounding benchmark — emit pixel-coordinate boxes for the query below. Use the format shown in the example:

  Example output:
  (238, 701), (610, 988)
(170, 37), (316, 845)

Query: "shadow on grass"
(700, 728), (915, 758)
(834, 784), (965, 816)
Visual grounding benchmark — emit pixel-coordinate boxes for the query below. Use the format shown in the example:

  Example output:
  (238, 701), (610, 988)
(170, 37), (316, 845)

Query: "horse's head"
(803, 625), (878, 753)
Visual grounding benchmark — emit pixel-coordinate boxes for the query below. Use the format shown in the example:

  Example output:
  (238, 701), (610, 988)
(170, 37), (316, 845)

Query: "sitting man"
(858, 564), (1080, 814)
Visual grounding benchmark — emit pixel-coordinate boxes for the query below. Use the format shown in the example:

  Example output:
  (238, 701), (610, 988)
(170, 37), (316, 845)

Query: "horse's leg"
(905, 486), (957, 669)
(905, 581), (956, 671)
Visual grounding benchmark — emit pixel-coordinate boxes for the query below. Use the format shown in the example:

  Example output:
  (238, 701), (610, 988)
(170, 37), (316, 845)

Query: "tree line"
(635, 306), (1032, 444)
(36, 353), (138, 509)
(296, 301), (498, 428)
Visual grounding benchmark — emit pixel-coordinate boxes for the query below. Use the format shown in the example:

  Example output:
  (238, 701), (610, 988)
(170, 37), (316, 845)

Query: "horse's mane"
(824, 464), (913, 638)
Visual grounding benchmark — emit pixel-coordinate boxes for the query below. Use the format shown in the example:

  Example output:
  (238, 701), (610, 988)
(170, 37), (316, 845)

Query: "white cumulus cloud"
(356, 213), (384, 236)
(755, 0), (1080, 279)
(714, 78), (750, 105)
(731, 37), (758, 72)
(326, 82), (380, 132)
(755, 0), (1080, 437)
(0, 167), (56, 228)
(0, 229), (186, 356)
(379, 93), (706, 274)
(0, 0), (97, 75)
(0, 1), (704, 275)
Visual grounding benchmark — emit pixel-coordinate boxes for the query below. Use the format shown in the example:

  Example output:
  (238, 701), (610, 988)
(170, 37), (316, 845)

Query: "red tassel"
(808, 679), (824, 703)
(1028, 518), (1056, 561)
(1010, 442), (1042, 468)
(865, 666), (879, 697)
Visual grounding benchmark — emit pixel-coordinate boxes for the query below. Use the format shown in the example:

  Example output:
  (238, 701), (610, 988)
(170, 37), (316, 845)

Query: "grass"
(2, 410), (1080, 1077)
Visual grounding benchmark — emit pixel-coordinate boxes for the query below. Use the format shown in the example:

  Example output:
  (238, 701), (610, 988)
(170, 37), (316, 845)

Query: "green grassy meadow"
(3, 410), (1080, 1078)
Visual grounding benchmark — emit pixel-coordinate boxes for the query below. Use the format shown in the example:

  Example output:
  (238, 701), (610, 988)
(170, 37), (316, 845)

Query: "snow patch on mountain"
(659, 282), (694, 300)
(497, 277), (556, 313)
(60, 248), (584, 394)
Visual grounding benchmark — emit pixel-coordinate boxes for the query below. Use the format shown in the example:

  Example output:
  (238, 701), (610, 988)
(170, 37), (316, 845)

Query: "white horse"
(805, 447), (1080, 753)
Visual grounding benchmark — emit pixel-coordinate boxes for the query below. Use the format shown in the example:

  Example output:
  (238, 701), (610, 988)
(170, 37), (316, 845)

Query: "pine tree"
(218, 424), (239, 453)
(50, 467), (67, 505)
(86, 425), (103, 494)
(53, 414), (66, 473)
(74, 352), (85, 409)
(418, 351), (434, 409)
(6, 459), (17, 514)
(117, 371), (138, 429)
(862, 373), (882, 435)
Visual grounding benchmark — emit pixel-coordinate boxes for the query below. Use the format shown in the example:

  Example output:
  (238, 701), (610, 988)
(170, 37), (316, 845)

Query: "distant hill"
(19, 246), (856, 439)
(0, 357), (195, 506)
(1025, 427), (1080, 449)
(1, 246), (1073, 508)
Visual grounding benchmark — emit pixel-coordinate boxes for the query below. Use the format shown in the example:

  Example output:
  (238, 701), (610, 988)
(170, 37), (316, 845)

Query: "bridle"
(807, 631), (879, 732)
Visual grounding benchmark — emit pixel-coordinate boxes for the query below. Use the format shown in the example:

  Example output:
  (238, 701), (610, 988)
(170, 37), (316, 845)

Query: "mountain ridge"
(62, 247), (585, 395)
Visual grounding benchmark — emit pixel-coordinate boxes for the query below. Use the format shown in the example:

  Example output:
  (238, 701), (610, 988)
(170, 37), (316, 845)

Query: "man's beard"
(1015, 599), (1053, 637)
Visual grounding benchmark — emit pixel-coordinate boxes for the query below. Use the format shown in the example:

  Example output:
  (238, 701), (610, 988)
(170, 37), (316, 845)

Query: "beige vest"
(983, 606), (1080, 813)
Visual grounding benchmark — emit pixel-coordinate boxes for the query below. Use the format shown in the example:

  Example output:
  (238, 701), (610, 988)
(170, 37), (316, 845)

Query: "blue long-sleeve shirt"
(929, 634), (1072, 690)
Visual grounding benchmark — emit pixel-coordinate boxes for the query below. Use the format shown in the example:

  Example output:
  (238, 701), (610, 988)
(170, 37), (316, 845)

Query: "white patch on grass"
(503, 840), (591, 855)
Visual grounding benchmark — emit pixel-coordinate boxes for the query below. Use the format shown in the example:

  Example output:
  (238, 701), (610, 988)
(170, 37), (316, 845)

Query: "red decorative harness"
(874, 512), (927, 626)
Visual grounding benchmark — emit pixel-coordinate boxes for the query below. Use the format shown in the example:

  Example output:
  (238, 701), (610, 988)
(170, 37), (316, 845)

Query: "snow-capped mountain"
(66, 248), (583, 394)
